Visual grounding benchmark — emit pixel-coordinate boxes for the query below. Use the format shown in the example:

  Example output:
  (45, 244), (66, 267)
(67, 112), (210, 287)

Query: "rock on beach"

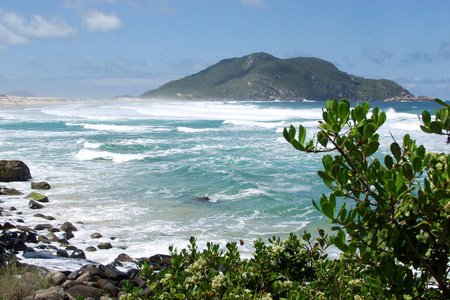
(0, 160), (32, 182)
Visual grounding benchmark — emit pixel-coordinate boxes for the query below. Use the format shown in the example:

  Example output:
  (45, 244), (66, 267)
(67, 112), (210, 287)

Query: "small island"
(141, 52), (422, 102)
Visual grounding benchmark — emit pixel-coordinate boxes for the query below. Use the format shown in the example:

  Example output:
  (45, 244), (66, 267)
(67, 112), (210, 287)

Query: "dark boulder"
(98, 242), (112, 250)
(149, 253), (172, 265)
(56, 249), (69, 257)
(31, 181), (51, 190)
(29, 200), (44, 209)
(61, 222), (78, 232)
(104, 264), (129, 281)
(70, 249), (86, 259)
(0, 160), (32, 182)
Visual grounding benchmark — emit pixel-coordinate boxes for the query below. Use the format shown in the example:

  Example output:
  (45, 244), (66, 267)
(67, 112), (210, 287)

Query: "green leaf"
(348, 241), (358, 255)
(353, 105), (364, 123)
(334, 230), (348, 252)
(402, 163), (413, 181)
(338, 101), (349, 120)
(421, 110), (431, 126)
(363, 123), (375, 138)
(321, 202), (334, 219)
(412, 156), (423, 173)
(365, 140), (379, 156)
(318, 170), (334, 182)
(390, 142), (401, 161)
(291, 139), (305, 151)
(435, 98), (450, 108)
(298, 125), (306, 145)
(420, 125), (432, 133)
(430, 121), (443, 134)
(282, 127), (290, 142)
(318, 131), (328, 147)
(386, 179), (397, 195)
(385, 155), (394, 170)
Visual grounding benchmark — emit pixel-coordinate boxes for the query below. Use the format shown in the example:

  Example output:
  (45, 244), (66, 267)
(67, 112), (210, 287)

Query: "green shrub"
(284, 98), (448, 298)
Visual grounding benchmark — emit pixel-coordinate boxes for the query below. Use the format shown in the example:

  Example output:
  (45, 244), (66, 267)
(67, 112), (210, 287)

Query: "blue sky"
(0, 0), (449, 99)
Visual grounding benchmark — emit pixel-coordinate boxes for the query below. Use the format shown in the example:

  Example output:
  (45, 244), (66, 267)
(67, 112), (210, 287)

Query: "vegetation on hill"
(141, 53), (414, 101)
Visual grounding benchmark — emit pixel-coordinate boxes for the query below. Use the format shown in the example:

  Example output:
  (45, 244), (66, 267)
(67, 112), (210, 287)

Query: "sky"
(0, 0), (449, 99)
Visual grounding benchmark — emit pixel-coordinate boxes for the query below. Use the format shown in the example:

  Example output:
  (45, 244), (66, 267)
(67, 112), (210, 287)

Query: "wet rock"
(86, 246), (97, 252)
(23, 249), (56, 259)
(64, 230), (75, 240)
(60, 222), (78, 232)
(31, 181), (51, 190)
(38, 235), (51, 244)
(2, 222), (16, 230)
(25, 192), (49, 203)
(1, 187), (23, 195)
(56, 249), (69, 257)
(0, 160), (32, 182)
(98, 242), (112, 250)
(19, 231), (38, 243)
(29, 200), (44, 209)
(115, 253), (132, 262)
(91, 232), (103, 239)
(34, 213), (56, 220)
(16, 225), (34, 232)
(70, 249), (86, 259)
(11, 237), (27, 252)
(34, 224), (53, 231)
(47, 233), (59, 242)
(58, 239), (70, 247)
(104, 265), (129, 281)
(81, 265), (105, 278)
(149, 254), (172, 265)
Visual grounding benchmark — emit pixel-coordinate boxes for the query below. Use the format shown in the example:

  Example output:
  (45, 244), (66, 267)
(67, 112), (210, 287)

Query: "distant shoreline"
(0, 95), (147, 110)
(0, 95), (437, 110)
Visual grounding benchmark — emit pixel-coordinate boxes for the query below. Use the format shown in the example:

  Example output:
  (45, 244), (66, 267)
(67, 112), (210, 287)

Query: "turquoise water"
(0, 100), (444, 265)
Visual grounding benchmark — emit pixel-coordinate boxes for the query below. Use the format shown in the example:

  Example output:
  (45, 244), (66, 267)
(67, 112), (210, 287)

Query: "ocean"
(0, 99), (445, 270)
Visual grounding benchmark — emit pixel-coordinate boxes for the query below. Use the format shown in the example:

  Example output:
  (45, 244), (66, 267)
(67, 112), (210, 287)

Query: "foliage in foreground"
(123, 98), (448, 299)
(284, 98), (450, 298)
(123, 233), (385, 299)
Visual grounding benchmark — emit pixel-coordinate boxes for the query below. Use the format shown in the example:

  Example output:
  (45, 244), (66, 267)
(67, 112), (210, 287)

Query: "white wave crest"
(74, 148), (146, 163)
(177, 127), (220, 133)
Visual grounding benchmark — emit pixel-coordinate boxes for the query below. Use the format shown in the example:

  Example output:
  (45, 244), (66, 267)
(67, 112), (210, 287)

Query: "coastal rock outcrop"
(0, 160), (32, 182)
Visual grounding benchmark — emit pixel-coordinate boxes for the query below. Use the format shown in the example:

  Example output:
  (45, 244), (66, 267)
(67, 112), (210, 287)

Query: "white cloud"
(0, 10), (76, 48)
(0, 24), (29, 48)
(82, 9), (122, 32)
(1, 12), (76, 38)
(240, 0), (265, 8)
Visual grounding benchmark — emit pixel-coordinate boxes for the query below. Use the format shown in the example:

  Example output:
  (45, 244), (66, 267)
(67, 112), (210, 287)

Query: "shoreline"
(0, 95), (439, 111)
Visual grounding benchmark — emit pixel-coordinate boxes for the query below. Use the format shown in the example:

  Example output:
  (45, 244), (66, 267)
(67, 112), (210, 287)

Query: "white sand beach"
(0, 95), (71, 109)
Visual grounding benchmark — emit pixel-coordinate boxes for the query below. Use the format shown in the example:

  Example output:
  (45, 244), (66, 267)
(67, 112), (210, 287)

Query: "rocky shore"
(0, 160), (171, 299)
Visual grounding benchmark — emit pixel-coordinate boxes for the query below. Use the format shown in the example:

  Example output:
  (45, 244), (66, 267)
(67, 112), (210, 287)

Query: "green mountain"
(141, 52), (414, 101)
